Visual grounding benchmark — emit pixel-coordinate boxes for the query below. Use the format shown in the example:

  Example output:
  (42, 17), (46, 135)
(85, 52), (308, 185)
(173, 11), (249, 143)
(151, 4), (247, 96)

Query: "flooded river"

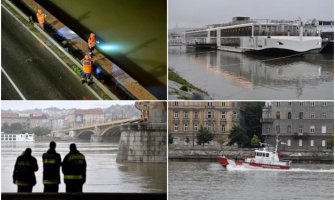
(169, 161), (334, 200)
(169, 47), (334, 100)
(1, 142), (166, 193)
(37, 0), (167, 99)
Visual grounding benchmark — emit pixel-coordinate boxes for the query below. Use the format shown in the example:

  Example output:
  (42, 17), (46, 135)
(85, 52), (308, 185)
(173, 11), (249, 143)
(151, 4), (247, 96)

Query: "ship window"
(266, 153), (269, 157)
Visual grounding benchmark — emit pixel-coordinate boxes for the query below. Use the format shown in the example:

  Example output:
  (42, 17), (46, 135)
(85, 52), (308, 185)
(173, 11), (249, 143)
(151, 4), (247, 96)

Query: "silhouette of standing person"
(42, 141), (62, 192)
(62, 143), (87, 192)
(13, 148), (38, 192)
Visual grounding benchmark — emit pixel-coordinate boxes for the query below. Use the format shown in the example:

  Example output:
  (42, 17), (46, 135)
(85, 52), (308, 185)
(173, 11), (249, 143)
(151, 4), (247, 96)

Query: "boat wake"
(224, 163), (333, 173)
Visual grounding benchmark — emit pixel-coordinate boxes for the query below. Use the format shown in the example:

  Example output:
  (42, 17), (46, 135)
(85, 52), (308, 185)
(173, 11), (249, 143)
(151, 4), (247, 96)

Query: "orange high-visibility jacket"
(82, 59), (92, 74)
(36, 13), (45, 24)
(88, 36), (96, 48)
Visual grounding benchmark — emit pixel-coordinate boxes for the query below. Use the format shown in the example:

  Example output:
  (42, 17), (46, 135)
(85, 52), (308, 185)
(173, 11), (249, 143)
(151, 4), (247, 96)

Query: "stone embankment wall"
(169, 145), (334, 163)
(116, 123), (166, 163)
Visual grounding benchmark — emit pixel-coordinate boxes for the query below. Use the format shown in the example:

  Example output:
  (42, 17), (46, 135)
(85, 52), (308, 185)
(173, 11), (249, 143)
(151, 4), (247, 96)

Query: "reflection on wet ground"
(169, 47), (333, 100)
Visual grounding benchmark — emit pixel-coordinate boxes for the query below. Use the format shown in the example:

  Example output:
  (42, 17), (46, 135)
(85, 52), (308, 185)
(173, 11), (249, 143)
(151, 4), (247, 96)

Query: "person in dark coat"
(13, 148), (38, 192)
(62, 143), (86, 192)
(42, 141), (62, 192)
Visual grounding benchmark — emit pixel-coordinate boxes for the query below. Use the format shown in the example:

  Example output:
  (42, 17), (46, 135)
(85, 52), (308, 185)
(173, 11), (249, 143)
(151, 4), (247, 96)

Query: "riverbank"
(169, 145), (334, 164)
(168, 68), (210, 100)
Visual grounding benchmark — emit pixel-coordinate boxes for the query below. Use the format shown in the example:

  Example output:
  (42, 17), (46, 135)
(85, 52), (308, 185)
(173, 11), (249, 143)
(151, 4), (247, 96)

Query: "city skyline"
(169, 0), (334, 28)
(1, 101), (135, 111)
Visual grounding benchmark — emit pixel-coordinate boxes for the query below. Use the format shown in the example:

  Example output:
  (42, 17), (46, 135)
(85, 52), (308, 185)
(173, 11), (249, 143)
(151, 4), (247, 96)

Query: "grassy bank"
(168, 68), (208, 95)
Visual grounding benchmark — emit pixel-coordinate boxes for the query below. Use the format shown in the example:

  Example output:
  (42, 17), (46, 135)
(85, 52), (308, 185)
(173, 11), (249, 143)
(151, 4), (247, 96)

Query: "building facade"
(168, 101), (243, 145)
(261, 101), (333, 149)
(66, 109), (105, 128)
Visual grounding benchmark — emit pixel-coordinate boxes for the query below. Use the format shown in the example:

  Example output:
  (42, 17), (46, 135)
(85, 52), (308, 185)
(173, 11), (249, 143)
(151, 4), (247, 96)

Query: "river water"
(1, 142), (166, 193)
(169, 47), (334, 100)
(169, 161), (334, 200)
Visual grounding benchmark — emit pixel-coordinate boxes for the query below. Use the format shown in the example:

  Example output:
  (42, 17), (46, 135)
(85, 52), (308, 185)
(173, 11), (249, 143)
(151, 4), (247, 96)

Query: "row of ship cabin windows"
(286, 139), (327, 147)
(275, 111), (329, 119)
(186, 25), (302, 38)
(173, 111), (238, 119)
(172, 101), (235, 107)
(275, 102), (328, 107)
(264, 125), (327, 134)
(174, 123), (226, 133)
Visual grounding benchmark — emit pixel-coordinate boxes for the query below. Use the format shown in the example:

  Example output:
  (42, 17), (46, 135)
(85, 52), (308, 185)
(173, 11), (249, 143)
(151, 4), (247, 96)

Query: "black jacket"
(13, 154), (38, 186)
(42, 149), (62, 184)
(62, 150), (86, 184)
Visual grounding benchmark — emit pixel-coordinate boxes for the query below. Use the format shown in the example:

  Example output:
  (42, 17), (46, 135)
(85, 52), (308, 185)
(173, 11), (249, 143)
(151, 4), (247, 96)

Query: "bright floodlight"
(97, 43), (121, 52)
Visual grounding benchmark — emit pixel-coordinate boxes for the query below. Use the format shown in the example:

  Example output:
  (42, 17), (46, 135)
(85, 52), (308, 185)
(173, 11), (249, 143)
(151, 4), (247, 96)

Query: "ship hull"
(217, 156), (290, 170)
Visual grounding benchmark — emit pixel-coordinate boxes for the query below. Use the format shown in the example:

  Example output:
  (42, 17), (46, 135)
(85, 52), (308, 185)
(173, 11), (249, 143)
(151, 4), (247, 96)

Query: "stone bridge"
(64, 118), (141, 141)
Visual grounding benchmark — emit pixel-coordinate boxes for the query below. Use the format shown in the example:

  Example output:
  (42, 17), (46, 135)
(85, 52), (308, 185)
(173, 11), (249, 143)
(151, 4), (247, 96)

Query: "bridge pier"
(116, 123), (167, 163)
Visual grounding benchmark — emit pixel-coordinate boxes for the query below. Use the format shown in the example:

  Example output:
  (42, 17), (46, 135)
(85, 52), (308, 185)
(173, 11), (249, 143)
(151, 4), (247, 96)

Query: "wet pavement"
(169, 47), (334, 100)
(1, 7), (98, 100)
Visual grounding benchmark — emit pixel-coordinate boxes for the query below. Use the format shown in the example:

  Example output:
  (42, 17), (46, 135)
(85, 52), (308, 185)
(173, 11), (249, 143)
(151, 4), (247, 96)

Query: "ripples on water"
(2, 142), (166, 193)
(169, 161), (334, 200)
(169, 47), (334, 100)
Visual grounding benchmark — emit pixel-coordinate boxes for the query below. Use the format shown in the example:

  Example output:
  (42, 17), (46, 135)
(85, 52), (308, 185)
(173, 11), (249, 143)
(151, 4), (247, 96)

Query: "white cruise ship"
(1, 132), (34, 142)
(184, 17), (322, 54)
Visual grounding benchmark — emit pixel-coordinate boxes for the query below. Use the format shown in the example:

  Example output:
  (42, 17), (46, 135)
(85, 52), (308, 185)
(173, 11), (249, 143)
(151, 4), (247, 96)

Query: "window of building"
(276, 111), (281, 119)
(310, 112), (315, 119)
(207, 102), (213, 107)
(322, 112), (327, 119)
(221, 125), (225, 133)
(276, 102), (280, 107)
(288, 102), (292, 106)
(287, 125), (291, 133)
(287, 139), (291, 146)
(207, 124), (212, 131)
(184, 111), (189, 118)
(184, 123), (188, 131)
(310, 140), (314, 147)
(287, 112), (291, 119)
(276, 125), (280, 133)
(311, 102), (315, 107)
(174, 102), (179, 106)
(266, 128), (270, 133)
(208, 111), (212, 119)
(299, 102), (304, 106)
(298, 126), (303, 134)
(310, 126), (315, 133)
(322, 126), (327, 134)
(194, 111), (198, 118)
(174, 124), (178, 132)
(221, 102), (226, 107)
(299, 139), (302, 147)
(322, 102), (327, 107)
(194, 123), (198, 131)
(221, 112), (226, 119)
(233, 111), (238, 119)
(322, 140), (326, 147)
(184, 102), (189, 107)
(174, 112), (179, 118)
(299, 112), (303, 119)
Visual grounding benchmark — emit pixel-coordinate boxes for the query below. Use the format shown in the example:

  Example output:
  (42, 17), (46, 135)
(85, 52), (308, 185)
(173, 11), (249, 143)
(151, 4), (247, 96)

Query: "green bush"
(180, 85), (188, 92)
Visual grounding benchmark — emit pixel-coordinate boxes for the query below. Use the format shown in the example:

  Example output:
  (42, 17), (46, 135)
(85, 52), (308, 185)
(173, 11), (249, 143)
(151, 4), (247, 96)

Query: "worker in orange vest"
(81, 55), (93, 84)
(36, 9), (46, 30)
(88, 33), (96, 58)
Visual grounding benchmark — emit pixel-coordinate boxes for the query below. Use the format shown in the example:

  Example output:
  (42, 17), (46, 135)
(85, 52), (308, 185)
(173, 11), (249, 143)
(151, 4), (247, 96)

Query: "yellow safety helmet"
(37, 9), (42, 13)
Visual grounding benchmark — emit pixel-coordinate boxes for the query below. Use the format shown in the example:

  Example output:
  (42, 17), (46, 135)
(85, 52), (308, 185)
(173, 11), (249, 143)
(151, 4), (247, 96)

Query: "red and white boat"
(217, 138), (291, 170)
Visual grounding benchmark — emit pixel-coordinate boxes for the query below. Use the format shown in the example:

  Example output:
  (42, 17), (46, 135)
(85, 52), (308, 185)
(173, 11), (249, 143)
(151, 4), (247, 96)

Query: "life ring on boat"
(250, 158), (255, 163)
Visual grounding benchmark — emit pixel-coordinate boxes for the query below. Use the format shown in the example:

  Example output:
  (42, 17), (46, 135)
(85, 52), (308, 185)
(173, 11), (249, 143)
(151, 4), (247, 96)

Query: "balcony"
(293, 132), (309, 139)
(260, 118), (274, 123)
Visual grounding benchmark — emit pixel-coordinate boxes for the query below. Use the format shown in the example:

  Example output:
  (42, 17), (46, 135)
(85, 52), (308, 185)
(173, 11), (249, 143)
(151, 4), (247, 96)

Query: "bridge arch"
(76, 130), (95, 140)
(101, 126), (122, 137)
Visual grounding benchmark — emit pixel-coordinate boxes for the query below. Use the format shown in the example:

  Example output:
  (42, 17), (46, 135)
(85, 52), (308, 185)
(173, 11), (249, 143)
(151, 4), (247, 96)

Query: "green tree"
(196, 126), (214, 147)
(216, 136), (225, 150)
(185, 136), (190, 144)
(10, 123), (23, 133)
(229, 125), (249, 147)
(28, 127), (51, 136)
(168, 133), (174, 144)
(326, 135), (334, 148)
(2, 123), (10, 132)
(250, 134), (260, 147)
(244, 102), (264, 144)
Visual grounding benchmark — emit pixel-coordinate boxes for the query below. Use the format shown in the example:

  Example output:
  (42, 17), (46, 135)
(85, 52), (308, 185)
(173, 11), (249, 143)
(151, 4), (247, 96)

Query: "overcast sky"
(169, 0), (334, 28)
(1, 101), (135, 111)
